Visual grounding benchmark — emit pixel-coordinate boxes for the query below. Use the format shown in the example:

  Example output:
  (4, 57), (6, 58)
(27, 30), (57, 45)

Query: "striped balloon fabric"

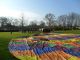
(8, 33), (80, 60)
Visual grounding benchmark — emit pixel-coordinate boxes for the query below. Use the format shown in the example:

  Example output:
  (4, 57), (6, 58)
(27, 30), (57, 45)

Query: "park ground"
(0, 30), (80, 60)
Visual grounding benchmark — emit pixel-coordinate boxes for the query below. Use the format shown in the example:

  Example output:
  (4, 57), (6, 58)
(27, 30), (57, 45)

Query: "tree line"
(0, 12), (80, 32)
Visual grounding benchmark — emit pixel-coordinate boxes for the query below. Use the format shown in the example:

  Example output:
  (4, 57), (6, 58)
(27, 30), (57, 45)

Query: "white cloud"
(0, 5), (43, 25)
(0, 6), (40, 20)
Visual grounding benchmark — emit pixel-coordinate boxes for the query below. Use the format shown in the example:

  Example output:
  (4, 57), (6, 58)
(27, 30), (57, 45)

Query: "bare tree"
(20, 13), (25, 33)
(0, 17), (8, 27)
(44, 13), (55, 27)
(28, 20), (39, 31)
(58, 15), (68, 30)
(67, 13), (80, 29)
(29, 20), (38, 26)
(39, 21), (45, 28)
(57, 12), (80, 30)
(12, 18), (20, 26)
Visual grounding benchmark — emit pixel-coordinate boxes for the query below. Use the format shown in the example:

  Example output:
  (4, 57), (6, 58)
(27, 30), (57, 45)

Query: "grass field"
(54, 30), (80, 34)
(0, 30), (80, 60)
(0, 32), (34, 60)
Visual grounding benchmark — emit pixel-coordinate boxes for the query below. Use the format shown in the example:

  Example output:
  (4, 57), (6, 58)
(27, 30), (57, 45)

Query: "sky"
(0, 0), (80, 21)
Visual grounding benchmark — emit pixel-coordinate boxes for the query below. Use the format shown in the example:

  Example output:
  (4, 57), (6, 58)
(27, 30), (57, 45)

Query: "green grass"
(0, 32), (34, 60)
(55, 30), (80, 34)
(0, 30), (80, 60)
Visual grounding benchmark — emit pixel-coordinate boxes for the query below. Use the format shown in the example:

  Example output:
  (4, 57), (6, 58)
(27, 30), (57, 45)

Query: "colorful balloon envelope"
(8, 33), (80, 60)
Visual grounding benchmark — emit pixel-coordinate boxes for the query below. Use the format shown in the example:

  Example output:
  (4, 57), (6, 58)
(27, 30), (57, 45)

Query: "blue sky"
(0, 0), (80, 19)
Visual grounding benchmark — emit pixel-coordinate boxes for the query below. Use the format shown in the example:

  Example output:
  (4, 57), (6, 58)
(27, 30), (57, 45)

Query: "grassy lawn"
(0, 30), (80, 60)
(54, 30), (80, 34)
(0, 32), (34, 60)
